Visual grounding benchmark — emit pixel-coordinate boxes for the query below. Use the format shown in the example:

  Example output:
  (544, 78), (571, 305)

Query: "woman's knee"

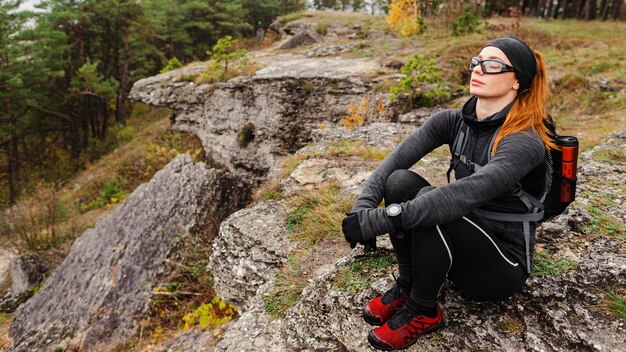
(384, 169), (430, 204)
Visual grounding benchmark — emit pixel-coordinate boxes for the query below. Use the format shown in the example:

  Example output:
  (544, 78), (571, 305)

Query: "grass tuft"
(606, 290), (626, 323)
(583, 206), (626, 236)
(285, 181), (354, 247)
(532, 250), (577, 277)
(332, 249), (395, 295)
(497, 315), (524, 333)
(263, 252), (308, 320)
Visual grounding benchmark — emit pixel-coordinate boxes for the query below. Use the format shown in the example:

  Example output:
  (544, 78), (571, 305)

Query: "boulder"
(9, 254), (50, 299)
(8, 155), (250, 351)
(282, 22), (312, 36)
(302, 43), (355, 57)
(207, 200), (292, 312)
(278, 30), (323, 50)
(0, 249), (18, 291)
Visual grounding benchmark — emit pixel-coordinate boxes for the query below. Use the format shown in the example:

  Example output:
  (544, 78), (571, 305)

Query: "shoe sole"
(367, 321), (445, 351)
(362, 307), (384, 326)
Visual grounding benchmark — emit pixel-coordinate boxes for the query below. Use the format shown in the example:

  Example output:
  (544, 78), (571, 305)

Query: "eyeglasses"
(469, 57), (515, 74)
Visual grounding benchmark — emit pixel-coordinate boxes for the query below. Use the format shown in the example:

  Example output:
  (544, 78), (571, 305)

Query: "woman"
(342, 36), (556, 351)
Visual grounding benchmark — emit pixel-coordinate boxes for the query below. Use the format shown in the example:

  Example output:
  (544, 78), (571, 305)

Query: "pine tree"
(0, 1), (56, 203)
(182, 0), (250, 60)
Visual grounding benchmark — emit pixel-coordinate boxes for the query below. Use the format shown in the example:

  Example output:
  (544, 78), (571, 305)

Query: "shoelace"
(380, 283), (406, 305)
(388, 305), (420, 330)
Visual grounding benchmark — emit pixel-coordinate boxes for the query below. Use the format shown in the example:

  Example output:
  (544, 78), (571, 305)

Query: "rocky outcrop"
(70, 15), (626, 350)
(8, 155), (250, 351)
(203, 125), (626, 351)
(129, 55), (401, 184)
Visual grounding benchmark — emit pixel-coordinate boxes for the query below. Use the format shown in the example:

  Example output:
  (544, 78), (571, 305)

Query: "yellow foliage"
(376, 98), (385, 116)
(386, 0), (422, 37)
(182, 294), (238, 330)
(340, 98), (369, 129)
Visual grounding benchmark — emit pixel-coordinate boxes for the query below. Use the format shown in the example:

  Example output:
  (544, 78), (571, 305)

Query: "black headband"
(484, 36), (536, 93)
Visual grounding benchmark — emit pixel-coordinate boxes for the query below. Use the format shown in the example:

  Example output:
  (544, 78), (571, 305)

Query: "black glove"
(342, 212), (364, 249)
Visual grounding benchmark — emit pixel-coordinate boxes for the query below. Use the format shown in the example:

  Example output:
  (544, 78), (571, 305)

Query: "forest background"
(0, 0), (624, 247)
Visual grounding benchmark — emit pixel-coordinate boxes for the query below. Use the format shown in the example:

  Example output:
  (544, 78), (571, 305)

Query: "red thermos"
(557, 136), (578, 203)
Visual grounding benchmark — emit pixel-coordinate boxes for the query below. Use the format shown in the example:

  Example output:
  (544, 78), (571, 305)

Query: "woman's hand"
(342, 212), (378, 250)
(342, 213), (365, 248)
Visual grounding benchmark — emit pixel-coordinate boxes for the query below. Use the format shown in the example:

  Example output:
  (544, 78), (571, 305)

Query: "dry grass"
(291, 10), (388, 31)
(284, 181), (354, 247)
(0, 313), (12, 351)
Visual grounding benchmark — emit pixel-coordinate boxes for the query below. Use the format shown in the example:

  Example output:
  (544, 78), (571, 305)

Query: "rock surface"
(207, 200), (293, 312)
(203, 127), (626, 351)
(9, 254), (50, 298)
(0, 249), (17, 288)
(8, 155), (250, 351)
(129, 54), (402, 184)
(278, 29), (323, 49)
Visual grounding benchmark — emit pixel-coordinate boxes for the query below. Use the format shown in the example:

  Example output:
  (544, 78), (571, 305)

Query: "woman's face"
(469, 46), (519, 100)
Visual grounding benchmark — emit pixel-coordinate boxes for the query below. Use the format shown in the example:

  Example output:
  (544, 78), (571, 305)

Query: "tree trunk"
(81, 100), (89, 150)
(553, 0), (563, 18)
(522, 0), (531, 15)
(69, 111), (81, 160)
(576, 0), (586, 18)
(612, 0), (622, 19)
(101, 99), (109, 139)
(600, 0), (610, 19)
(561, 0), (569, 18)
(547, 0), (554, 18)
(79, 21), (85, 64)
(116, 33), (129, 125)
(583, 0), (597, 19)
(7, 129), (19, 204)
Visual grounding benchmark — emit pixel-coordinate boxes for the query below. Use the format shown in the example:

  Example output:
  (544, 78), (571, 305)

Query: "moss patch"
(332, 249), (395, 295)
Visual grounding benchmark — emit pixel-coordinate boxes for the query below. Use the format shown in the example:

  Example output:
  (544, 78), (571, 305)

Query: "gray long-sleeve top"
(351, 97), (546, 270)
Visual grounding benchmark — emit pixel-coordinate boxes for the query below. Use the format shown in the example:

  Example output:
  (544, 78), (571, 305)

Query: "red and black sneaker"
(363, 282), (410, 326)
(367, 304), (444, 351)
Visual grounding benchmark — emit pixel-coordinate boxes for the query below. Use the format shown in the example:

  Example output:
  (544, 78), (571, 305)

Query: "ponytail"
(492, 50), (557, 154)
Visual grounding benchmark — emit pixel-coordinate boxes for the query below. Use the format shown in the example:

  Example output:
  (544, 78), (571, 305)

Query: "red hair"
(492, 50), (557, 154)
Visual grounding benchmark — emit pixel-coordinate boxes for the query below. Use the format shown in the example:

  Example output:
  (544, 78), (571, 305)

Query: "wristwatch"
(385, 203), (403, 234)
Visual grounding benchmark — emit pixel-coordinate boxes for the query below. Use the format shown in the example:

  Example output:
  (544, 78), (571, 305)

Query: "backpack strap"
(475, 183), (545, 274)
(486, 126), (501, 163)
(447, 121), (470, 183)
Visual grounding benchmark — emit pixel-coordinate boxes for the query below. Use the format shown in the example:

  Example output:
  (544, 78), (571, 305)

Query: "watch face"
(387, 204), (401, 216)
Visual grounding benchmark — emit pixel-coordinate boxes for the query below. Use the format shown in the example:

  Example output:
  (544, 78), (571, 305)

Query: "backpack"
(447, 119), (578, 272)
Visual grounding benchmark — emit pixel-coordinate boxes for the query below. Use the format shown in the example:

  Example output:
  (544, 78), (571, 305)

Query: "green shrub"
(160, 57), (183, 73)
(202, 35), (249, 83)
(316, 23), (328, 35)
(80, 179), (126, 212)
(0, 182), (67, 250)
(451, 5), (486, 36)
(391, 53), (451, 108)
(182, 295), (238, 330)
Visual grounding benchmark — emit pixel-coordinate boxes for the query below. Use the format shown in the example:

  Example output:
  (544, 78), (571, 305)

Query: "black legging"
(384, 169), (527, 308)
